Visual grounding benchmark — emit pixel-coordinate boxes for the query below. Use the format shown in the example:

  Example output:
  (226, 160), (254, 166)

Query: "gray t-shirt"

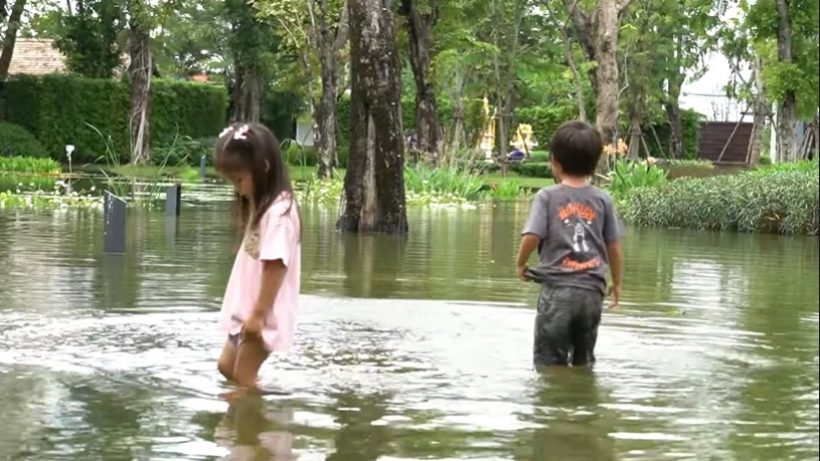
(522, 184), (621, 295)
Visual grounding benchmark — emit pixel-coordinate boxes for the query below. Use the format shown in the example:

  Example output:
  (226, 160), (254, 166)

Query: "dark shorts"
(533, 285), (603, 368)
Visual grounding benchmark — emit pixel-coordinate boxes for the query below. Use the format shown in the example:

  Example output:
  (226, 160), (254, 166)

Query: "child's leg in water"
(232, 333), (270, 388)
(217, 340), (238, 381)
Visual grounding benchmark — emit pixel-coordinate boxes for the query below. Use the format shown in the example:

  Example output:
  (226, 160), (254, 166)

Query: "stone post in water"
(103, 191), (127, 254)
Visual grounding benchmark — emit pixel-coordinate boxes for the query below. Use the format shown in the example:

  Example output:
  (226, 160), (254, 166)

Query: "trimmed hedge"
(0, 74), (228, 163)
(511, 161), (553, 178)
(0, 122), (49, 158)
(621, 168), (819, 235)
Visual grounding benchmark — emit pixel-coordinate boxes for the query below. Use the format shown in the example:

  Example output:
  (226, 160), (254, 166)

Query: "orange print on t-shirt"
(561, 256), (602, 271)
(558, 203), (597, 222)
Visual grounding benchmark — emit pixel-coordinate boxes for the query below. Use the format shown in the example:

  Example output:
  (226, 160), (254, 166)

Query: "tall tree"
(311, 0), (348, 178)
(399, 0), (444, 163)
(656, 0), (721, 159)
(773, 0), (796, 162)
(258, 0), (348, 179)
(53, 0), (124, 78)
(127, 0), (152, 165)
(0, 0), (27, 81)
(741, 0), (818, 162)
(338, 0), (407, 234)
(226, 0), (267, 123)
(562, 0), (635, 172)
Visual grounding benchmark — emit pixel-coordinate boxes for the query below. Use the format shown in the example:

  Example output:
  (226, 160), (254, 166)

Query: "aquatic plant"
(620, 169), (819, 235)
(0, 156), (61, 175)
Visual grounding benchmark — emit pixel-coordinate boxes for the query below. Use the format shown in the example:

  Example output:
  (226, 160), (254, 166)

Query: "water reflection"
(214, 395), (297, 461)
(520, 370), (616, 461)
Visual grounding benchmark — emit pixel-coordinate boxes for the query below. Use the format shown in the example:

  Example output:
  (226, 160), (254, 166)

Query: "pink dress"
(219, 194), (301, 352)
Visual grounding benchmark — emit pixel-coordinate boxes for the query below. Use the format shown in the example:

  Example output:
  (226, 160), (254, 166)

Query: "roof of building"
(7, 38), (67, 76)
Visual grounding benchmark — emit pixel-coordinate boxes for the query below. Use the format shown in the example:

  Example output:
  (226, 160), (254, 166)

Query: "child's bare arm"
(245, 260), (287, 333)
(516, 234), (541, 281)
(606, 241), (622, 308)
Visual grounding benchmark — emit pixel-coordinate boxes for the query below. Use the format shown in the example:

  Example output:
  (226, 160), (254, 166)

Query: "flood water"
(0, 190), (818, 460)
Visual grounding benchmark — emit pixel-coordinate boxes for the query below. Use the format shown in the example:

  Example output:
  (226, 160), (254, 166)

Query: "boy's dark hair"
(214, 122), (296, 230)
(549, 121), (603, 177)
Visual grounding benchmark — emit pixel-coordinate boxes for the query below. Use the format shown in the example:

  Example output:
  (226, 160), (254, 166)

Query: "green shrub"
(488, 180), (524, 201)
(0, 156), (61, 174)
(608, 159), (668, 200)
(512, 162), (552, 178)
(529, 150), (549, 162)
(0, 122), (49, 158)
(620, 169), (819, 235)
(284, 142), (318, 167)
(154, 136), (216, 167)
(758, 155), (772, 166)
(1, 75), (227, 164)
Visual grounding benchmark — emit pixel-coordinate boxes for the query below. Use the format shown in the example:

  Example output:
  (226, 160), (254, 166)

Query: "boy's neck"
(560, 175), (590, 188)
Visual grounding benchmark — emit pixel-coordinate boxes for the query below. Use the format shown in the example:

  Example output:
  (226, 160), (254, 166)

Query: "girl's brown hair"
(214, 123), (296, 230)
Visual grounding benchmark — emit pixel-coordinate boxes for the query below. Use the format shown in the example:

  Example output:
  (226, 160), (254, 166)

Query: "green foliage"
(0, 122), (49, 158)
(608, 159), (669, 200)
(54, 0), (125, 78)
(621, 168), (819, 235)
(1, 75), (228, 164)
(262, 90), (301, 141)
(516, 105), (578, 149)
(511, 162), (552, 178)
(728, 0), (820, 118)
(642, 109), (704, 159)
(0, 156), (61, 174)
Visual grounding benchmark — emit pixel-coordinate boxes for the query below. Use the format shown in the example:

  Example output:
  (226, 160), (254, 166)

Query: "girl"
(214, 123), (301, 389)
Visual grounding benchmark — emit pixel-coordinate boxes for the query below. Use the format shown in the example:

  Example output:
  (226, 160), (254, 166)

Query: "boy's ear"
(265, 160), (270, 173)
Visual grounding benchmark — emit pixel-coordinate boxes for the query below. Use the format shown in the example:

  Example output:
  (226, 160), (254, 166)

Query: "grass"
(481, 171), (553, 189)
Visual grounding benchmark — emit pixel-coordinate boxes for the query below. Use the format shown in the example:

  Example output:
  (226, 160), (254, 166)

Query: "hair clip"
(219, 126), (233, 138)
(233, 124), (250, 141)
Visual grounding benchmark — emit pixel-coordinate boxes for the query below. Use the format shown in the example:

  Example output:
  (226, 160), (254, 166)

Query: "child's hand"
(608, 285), (621, 309)
(517, 265), (530, 282)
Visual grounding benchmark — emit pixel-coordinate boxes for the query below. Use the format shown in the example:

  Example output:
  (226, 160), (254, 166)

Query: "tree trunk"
(594, 0), (620, 174)
(627, 110), (641, 160)
(775, 0), (797, 163)
(0, 0), (26, 81)
(664, 66), (684, 159)
(450, 93), (466, 151)
(813, 111), (819, 160)
(402, 0), (444, 164)
(316, 58), (339, 179)
(561, 0), (598, 93)
(338, 0), (407, 234)
(231, 62), (261, 123)
(314, 0), (348, 180)
(748, 56), (767, 165)
(128, 25), (151, 165)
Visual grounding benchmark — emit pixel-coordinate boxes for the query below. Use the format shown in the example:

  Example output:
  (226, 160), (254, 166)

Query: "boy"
(516, 121), (623, 369)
